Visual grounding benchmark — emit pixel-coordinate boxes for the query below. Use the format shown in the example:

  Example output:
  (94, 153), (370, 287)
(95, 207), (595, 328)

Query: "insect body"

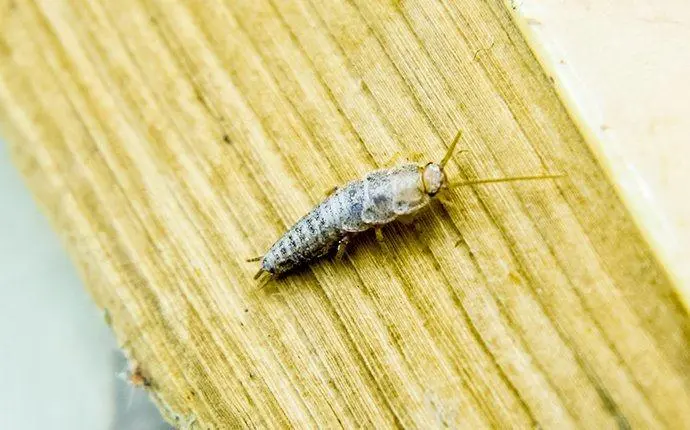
(249, 131), (559, 284)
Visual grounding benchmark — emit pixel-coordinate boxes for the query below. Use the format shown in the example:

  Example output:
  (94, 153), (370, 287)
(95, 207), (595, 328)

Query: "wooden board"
(1, 0), (689, 427)
(512, 0), (690, 297)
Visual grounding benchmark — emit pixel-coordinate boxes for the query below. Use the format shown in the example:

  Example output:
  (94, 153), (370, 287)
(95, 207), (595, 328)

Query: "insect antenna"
(440, 130), (465, 168)
(246, 255), (263, 262)
(448, 173), (563, 188)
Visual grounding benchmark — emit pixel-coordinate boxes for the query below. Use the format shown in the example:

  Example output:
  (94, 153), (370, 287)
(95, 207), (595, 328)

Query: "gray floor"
(0, 141), (169, 430)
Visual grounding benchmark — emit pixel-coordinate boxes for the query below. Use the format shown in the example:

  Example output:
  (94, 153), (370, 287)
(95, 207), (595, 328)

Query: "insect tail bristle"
(253, 271), (273, 290)
(246, 255), (263, 262)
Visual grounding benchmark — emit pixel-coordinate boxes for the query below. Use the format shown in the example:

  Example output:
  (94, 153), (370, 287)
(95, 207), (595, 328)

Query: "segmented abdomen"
(261, 181), (366, 275)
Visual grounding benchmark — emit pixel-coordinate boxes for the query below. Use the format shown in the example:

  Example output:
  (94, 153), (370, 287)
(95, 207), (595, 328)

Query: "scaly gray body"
(261, 163), (434, 276)
(251, 130), (560, 283)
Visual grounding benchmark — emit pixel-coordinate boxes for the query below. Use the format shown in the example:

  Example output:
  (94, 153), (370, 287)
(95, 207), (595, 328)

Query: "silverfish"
(248, 131), (560, 285)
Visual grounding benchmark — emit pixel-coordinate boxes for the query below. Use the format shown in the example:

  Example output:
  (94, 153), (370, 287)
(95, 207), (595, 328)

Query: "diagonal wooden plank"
(1, 0), (688, 427)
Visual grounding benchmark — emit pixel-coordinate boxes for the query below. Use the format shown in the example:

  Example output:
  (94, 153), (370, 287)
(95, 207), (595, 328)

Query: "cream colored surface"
(511, 0), (690, 296)
(0, 143), (115, 430)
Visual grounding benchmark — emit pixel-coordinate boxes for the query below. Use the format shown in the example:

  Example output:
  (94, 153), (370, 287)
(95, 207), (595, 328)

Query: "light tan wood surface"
(1, 0), (689, 428)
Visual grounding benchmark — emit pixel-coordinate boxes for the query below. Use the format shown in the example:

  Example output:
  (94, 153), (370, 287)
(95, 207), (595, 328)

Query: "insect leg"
(384, 151), (404, 167)
(375, 227), (384, 242)
(436, 193), (453, 207)
(253, 268), (265, 280)
(246, 256), (263, 262)
(397, 213), (418, 225)
(324, 185), (338, 197)
(335, 235), (351, 261)
(406, 151), (424, 163)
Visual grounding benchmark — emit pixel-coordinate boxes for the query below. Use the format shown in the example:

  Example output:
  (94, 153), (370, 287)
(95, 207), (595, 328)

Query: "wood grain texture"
(1, 0), (689, 428)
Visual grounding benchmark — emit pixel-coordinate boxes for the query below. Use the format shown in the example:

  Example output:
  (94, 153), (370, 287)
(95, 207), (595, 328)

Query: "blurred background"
(0, 141), (169, 429)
